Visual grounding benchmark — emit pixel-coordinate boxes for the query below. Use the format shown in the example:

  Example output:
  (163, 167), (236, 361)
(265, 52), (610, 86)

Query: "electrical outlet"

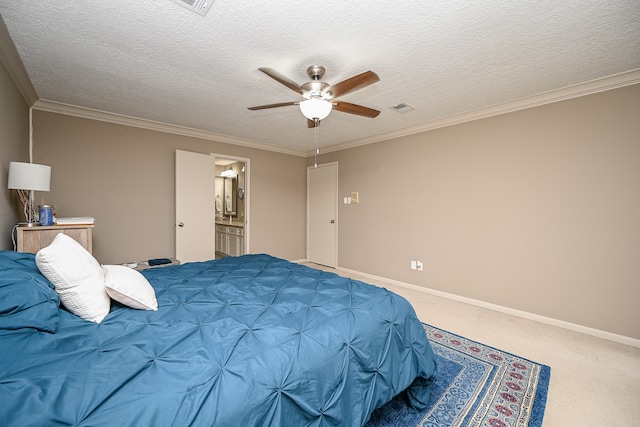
(416, 261), (423, 271)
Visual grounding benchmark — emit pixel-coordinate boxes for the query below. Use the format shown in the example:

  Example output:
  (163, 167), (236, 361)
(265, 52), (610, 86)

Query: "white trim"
(20, 69), (638, 159)
(31, 99), (307, 157)
(3, 16), (638, 154)
(336, 266), (640, 349)
(317, 68), (640, 155)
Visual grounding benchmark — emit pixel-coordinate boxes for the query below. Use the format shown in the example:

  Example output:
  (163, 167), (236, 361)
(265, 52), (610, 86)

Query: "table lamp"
(8, 161), (51, 227)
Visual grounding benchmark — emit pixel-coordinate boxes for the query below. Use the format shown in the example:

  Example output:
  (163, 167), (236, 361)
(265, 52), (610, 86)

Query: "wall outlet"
(411, 260), (424, 271)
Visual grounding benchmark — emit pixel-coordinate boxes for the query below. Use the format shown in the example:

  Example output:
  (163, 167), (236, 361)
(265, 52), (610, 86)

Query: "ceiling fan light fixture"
(299, 98), (332, 121)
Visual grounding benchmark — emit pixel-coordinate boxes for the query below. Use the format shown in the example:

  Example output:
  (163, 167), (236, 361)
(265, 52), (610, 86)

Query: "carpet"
(366, 323), (551, 427)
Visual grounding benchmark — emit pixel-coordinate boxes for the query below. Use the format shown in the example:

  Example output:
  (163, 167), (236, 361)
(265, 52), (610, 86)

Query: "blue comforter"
(0, 252), (436, 426)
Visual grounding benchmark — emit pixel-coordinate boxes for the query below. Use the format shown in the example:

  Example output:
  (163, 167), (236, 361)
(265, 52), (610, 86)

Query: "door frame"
(212, 153), (250, 254)
(306, 161), (338, 267)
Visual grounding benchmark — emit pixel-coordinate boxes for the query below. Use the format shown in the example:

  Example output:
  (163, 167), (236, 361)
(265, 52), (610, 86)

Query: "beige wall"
(33, 111), (308, 264)
(314, 84), (640, 340)
(0, 56), (28, 249)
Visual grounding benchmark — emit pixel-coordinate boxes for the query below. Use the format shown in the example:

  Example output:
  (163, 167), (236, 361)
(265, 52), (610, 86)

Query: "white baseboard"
(335, 266), (640, 349)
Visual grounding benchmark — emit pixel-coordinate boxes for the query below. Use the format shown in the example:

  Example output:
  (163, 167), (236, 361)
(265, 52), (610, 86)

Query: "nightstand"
(16, 224), (94, 254)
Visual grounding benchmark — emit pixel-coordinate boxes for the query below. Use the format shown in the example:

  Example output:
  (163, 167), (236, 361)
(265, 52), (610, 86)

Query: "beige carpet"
(305, 263), (640, 427)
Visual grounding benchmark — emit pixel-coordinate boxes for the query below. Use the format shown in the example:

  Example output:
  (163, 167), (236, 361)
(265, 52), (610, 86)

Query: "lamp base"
(17, 222), (41, 228)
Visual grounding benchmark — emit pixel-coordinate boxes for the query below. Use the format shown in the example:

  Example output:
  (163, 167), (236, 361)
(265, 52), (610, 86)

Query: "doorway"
(213, 154), (249, 258)
(175, 150), (249, 263)
(307, 162), (338, 268)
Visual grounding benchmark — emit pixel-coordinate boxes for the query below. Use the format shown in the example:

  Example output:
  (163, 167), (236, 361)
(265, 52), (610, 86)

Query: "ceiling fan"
(248, 65), (380, 128)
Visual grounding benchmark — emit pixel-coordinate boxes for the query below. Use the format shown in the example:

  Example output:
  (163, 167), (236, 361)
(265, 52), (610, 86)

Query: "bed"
(0, 248), (437, 426)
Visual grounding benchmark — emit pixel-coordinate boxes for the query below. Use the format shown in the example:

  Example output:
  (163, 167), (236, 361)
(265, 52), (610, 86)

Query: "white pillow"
(103, 265), (158, 311)
(36, 233), (110, 323)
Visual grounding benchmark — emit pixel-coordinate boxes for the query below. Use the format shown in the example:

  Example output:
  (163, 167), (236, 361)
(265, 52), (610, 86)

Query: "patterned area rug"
(366, 323), (550, 427)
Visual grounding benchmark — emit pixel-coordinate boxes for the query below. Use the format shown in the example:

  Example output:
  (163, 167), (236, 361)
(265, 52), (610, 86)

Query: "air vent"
(391, 103), (415, 113)
(170, 0), (214, 16)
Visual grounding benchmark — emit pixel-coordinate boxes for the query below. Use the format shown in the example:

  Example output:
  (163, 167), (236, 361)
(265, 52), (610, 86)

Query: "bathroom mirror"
(215, 159), (246, 220)
(223, 176), (237, 216)
(215, 176), (237, 216)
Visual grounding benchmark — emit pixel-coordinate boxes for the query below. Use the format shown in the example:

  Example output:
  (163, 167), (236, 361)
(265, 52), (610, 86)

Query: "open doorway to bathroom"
(213, 154), (249, 259)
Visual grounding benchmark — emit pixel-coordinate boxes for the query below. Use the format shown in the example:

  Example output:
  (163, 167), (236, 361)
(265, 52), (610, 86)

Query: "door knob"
(330, 220), (335, 223)
(178, 222), (184, 227)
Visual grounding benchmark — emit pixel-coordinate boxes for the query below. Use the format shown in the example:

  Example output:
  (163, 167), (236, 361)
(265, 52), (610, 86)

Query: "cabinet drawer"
(228, 226), (244, 236)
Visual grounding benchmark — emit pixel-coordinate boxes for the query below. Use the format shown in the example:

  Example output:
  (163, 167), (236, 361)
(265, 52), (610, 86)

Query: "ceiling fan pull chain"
(314, 119), (320, 168)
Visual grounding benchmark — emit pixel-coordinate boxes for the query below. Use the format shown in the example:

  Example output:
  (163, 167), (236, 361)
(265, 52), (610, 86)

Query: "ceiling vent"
(391, 103), (415, 113)
(169, 0), (214, 16)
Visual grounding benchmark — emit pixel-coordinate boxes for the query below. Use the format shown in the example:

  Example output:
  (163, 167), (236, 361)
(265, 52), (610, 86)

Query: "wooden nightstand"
(16, 224), (94, 254)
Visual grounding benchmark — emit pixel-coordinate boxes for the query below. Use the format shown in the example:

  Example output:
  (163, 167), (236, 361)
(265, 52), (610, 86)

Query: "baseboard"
(335, 266), (640, 349)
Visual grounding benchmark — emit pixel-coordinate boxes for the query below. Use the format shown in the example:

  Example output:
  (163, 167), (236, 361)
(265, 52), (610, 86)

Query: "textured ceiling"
(1, 0), (639, 155)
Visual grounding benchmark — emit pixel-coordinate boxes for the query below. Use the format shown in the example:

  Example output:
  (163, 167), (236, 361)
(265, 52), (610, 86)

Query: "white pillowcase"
(103, 265), (158, 311)
(36, 233), (110, 323)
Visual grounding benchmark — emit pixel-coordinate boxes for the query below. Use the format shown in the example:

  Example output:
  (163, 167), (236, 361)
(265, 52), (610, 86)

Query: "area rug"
(366, 323), (551, 427)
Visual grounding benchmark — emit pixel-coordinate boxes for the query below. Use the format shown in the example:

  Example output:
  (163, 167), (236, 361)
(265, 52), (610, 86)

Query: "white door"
(307, 162), (338, 267)
(175, 150), (215, 262)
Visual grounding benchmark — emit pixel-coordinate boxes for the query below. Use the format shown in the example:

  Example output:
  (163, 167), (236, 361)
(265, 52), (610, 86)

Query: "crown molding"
(32, 99), (308, 157)
(0, 16), (38, 105)
(23, 67), (640, 159)
(318, 68), (640, 155)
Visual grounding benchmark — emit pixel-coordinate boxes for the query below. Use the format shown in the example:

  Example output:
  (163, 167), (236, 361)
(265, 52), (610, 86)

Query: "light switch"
(350, 192), (359, 204)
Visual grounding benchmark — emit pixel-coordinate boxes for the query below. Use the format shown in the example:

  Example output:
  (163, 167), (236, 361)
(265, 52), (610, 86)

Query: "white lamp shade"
(299, 98), (332, 121)
(8, 162), (51, 191)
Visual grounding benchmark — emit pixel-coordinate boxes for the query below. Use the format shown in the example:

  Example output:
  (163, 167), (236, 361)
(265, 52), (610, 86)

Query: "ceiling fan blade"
(258, 67), (303, 94)
(307, 118), (320, 128)
(333, 101), (380, 118)
(326, 70), (380, 99)
(247, 101), (298, 111)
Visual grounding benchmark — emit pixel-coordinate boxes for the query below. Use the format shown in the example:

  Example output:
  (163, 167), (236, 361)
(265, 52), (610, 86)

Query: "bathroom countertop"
(215, 220), (244, 228)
